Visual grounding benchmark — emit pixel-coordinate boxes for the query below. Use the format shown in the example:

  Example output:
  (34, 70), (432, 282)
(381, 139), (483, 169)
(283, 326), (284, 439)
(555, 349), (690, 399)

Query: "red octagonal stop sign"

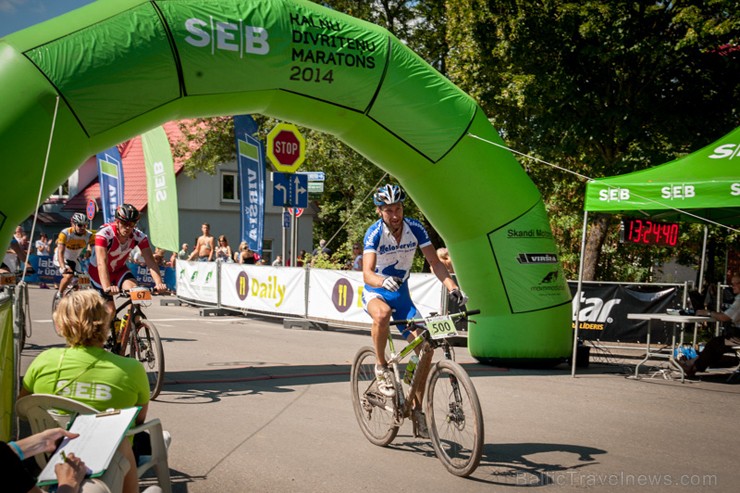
(273, 130), (300, 165)
(267, 123), (306, 173)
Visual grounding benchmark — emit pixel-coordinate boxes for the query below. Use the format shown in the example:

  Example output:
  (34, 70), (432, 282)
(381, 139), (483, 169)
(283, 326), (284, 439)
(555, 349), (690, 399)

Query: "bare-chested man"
(188, 223), (215, 261)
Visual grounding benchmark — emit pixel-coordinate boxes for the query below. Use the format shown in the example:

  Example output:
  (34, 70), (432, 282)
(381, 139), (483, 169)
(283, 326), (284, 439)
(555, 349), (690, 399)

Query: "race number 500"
(428, 315), (457, 339)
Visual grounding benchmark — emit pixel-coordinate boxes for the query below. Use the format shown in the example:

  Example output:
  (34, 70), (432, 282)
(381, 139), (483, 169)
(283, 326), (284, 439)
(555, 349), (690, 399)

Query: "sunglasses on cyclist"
(117, 220), (137, 228)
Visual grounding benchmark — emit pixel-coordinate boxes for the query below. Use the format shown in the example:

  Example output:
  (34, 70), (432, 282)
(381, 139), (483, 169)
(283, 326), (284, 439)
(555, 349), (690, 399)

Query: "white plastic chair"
(16, 394), (172, 493)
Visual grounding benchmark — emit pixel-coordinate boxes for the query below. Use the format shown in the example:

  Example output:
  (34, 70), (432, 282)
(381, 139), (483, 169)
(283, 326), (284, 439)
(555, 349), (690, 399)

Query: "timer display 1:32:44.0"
(620, 218), (679, 247)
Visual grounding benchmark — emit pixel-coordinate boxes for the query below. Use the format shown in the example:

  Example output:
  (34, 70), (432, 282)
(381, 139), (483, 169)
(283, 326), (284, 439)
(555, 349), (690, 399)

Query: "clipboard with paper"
(37, 406), (140, 486)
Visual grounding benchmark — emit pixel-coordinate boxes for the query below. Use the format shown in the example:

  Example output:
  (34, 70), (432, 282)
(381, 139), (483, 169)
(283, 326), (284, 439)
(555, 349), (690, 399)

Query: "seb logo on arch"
(184, 18), (270, 55)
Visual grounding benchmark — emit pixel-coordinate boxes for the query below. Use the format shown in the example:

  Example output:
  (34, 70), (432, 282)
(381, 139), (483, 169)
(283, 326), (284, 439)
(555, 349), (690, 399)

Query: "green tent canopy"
(572, 126), (739, 376)
(585, 126), (740, 225)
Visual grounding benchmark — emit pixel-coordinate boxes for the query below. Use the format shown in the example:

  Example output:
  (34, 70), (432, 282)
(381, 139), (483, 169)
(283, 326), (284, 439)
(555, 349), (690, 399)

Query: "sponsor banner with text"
(570, 282), (679, 343)
(306, 269), (443, 323)
(176, 261), (217, 303)
(220, 263), (305, 315)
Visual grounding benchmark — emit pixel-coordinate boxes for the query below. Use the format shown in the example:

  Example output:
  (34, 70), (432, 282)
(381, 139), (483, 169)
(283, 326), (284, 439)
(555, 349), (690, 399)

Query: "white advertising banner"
(220, 263), (306, 315)
(307, 269), (444, 324)
(176, 260), (217, 303)
(307, 269), (366, 323)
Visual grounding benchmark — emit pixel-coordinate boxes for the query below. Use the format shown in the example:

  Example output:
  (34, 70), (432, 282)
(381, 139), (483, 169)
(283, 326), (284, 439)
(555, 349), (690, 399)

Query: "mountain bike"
(104, 287), (165, 400)
(1, 272), (31, 351)
(351, 309), (484, 477)
(51, 271), (91, 335)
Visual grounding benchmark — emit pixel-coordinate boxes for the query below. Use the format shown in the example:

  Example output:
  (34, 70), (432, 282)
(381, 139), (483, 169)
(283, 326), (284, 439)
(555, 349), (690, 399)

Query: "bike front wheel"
(425, 359), (484, 477)
(126, 319), (165, 400)
(350, 346), (399, 446)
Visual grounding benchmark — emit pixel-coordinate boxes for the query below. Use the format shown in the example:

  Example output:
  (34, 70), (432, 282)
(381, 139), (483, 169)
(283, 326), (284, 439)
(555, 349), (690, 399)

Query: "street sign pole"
(291, 212), (297, 268)
(282, 207), (287, 265)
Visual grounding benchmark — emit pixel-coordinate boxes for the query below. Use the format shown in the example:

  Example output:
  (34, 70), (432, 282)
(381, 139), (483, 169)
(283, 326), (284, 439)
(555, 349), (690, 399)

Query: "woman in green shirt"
(21, 290), (149, 493)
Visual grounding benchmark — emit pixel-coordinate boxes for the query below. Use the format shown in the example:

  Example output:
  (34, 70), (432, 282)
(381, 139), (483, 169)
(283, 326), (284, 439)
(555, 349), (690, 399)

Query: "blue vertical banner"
(96, 146), (124, 224)
(234, 115), (265, 255)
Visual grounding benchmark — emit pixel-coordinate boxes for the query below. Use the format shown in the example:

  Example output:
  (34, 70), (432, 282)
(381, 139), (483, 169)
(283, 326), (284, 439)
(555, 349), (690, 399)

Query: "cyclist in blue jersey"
(362, 184), (467, 397)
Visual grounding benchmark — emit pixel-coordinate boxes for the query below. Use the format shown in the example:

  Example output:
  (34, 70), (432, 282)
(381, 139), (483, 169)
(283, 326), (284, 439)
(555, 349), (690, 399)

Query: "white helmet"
(373, 184), (406, 206)
(71, 212), (87, 226)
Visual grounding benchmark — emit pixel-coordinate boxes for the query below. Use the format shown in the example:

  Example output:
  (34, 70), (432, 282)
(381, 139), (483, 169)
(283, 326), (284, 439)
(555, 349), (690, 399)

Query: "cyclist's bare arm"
(95, 244), (115, 293)
(140, 246), (167, 291)
(362, 251), (386, 288)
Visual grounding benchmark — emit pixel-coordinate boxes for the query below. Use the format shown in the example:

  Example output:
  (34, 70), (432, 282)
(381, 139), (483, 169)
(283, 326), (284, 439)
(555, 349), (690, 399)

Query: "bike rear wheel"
(350, 346), (399, 446)
(125, 319), (165, 400)
(425, 359), (483, 477)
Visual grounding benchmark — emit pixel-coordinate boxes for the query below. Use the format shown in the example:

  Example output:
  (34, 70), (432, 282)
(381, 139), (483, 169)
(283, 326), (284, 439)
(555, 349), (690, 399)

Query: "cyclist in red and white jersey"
(88, 204), (167, 313)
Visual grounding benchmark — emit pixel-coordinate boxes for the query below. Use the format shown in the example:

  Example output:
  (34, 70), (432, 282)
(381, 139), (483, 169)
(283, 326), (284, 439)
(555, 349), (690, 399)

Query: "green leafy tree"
(446, 0), (739, 281)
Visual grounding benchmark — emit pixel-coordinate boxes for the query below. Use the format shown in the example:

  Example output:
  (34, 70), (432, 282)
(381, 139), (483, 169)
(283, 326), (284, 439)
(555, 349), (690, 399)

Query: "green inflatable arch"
(0, 0), (571, 364)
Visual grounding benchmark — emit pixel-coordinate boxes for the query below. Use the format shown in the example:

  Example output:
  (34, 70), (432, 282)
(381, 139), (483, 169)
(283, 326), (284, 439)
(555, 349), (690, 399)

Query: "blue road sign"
(273, 172), (308, 208)
(299, 171), (325, 182)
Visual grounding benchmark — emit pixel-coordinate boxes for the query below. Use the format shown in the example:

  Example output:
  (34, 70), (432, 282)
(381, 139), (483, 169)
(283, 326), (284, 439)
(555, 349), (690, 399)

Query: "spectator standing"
(215, 235), (233, 262)
(351, 243), (363, 271)
(236, 242), (256, 264)
(436, 247), (454, 274)
(35, 232), (51, 256)
(36, 232), (52, 288)
(177, 243), (189, 260)
(272, 255), (283, 266)
(188, 223), (215, 261)
(312, 239), (331, 257)
(14, 225), (29, 253)
(296, 250), (306, 267)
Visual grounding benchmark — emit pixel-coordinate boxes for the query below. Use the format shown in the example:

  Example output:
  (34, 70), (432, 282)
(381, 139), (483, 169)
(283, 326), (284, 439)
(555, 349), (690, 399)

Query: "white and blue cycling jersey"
(362, 217), (431, 333)
(362, 217), (431, 281)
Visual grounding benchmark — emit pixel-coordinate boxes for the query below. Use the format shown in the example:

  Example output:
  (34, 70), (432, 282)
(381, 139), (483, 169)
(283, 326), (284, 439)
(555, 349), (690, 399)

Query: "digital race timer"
(620, 218), (679, 247)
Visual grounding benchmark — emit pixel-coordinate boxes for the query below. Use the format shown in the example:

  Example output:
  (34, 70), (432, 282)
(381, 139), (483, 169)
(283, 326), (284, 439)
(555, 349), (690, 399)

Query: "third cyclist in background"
(55, 212), (94, 301)
(362, 184), (467, 397)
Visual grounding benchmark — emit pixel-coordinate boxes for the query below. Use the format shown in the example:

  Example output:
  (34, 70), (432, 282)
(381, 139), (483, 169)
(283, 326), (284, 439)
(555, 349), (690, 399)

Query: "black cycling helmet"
(115, 203), (140, 223)
(71, 212), (87, 226)
(373, 184), (406, 206)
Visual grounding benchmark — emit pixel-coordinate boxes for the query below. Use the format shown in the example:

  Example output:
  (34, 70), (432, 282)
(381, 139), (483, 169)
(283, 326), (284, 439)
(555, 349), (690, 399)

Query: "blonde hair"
(53, 290), (112, 347)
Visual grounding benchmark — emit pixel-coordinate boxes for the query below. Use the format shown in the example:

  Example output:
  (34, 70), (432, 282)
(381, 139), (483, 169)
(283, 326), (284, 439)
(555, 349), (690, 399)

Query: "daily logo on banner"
(96, 147), (124, 224)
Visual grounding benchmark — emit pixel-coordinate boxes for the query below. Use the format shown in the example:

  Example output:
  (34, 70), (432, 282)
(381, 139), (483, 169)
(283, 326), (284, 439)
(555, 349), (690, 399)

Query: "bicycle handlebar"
(389, 309), (481, 327)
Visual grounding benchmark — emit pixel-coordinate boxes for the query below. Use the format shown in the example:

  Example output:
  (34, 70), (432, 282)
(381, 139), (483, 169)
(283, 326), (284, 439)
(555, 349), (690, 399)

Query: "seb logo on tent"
(598, 187), (630, 202)
(709, 143), (740, 160)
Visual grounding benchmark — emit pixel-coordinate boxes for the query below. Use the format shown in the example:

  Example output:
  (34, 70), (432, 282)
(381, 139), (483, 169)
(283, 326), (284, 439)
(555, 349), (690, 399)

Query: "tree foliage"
(446, 0), (739, 281)
(174, 0), (739, 281)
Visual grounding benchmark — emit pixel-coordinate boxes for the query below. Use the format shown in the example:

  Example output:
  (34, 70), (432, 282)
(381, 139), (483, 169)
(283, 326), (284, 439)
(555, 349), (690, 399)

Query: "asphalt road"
(17, 287), (740, 492)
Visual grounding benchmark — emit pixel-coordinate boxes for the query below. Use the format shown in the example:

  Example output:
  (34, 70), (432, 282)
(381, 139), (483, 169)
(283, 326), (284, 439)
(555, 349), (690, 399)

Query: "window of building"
(221, 172), (239, 202)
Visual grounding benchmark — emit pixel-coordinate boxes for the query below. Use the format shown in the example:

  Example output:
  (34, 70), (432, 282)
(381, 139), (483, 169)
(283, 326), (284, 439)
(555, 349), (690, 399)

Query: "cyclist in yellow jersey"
(55, 213), (94, 300)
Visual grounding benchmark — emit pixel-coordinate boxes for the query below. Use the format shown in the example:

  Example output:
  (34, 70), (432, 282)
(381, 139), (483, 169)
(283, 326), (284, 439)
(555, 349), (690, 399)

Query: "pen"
(60, 451), (68, 463)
